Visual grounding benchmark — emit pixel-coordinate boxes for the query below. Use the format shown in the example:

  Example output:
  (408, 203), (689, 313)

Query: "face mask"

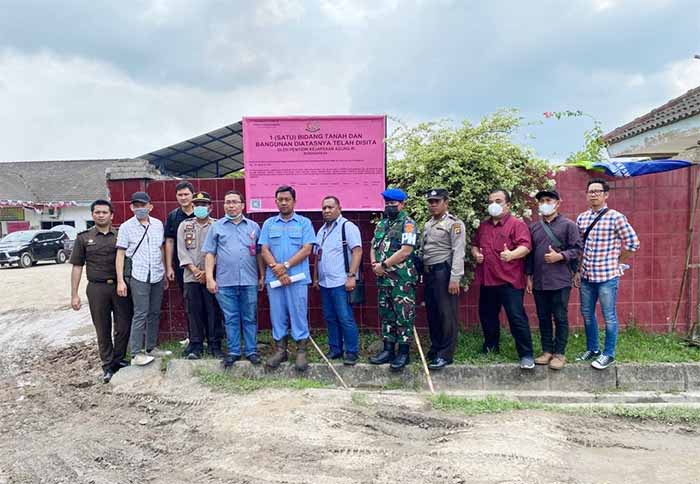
(538, 202), (557, 217)
(487, 202), (503, 217)
(133, 208), (149, 220)
(193, 206), (209, 219)
(384, 205), (400, 219)
(225, 213), (242, 222)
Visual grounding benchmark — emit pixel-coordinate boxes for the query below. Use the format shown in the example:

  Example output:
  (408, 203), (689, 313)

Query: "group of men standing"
(471, 179), (639, 371)
(70, 177), (639, 384)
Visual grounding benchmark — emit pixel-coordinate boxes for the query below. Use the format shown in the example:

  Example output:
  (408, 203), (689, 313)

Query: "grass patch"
(431, 394), (545, 415)
(196, 368), (327, 394)
(351, 391), (370, 406)
(162, 325), (700, 366)
(430, 394), (700, 425)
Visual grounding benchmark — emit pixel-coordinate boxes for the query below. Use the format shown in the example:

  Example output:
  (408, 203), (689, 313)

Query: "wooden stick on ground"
(413, 330), (436, 395)
(308, 335), (349, 390)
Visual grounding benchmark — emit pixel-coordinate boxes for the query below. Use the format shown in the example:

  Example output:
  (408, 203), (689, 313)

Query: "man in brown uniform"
(70, 199), (133, 383)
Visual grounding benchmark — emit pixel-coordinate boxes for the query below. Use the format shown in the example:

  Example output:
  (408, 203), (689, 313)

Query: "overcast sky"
(1, 0), (699, 162)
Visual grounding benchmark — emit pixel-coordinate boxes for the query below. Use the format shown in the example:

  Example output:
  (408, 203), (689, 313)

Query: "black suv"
(0, 230), (69, 268)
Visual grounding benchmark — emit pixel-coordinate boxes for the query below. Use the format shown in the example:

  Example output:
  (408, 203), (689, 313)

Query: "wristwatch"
(283, 261), (290, 270)
(381, 261), (388, 269)
(347, 273), (356, 278)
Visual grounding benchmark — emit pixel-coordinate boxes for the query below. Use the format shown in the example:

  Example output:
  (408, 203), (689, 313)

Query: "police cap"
(426, 188), (449, 200)
(192, 191), (212, 204)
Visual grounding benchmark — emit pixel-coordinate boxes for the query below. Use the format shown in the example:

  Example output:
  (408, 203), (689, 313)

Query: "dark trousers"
(424, 262), (459, 361)
(533, 287), (571, 355)
(184, 282), (222, 351)
(478, 284), (533, 358)
(86, 281), (133, 371)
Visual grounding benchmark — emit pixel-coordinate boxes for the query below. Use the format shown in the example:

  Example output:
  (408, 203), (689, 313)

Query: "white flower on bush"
(523, 208), (533, 219)
(546, 178), (556, 188)
(529, 190), (537, 198)
(472, 219), (481, 229)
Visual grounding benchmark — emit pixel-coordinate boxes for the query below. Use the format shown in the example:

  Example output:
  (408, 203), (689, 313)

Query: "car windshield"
(52, 225), (78, 240)
(1, 231), (38, 243)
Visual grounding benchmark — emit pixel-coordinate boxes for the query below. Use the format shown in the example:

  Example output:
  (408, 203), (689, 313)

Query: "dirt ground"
(1, 264), (700, 483)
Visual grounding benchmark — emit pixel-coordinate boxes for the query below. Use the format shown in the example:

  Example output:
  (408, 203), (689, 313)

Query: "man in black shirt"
(165, 181), (195, 291)
(525, 190), (582, 370)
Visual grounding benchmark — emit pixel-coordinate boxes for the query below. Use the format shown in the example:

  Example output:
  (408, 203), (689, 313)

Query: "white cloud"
(255, 0), (305, 26)
(0, 49), (358, 161)
(319, 0), (400, 26)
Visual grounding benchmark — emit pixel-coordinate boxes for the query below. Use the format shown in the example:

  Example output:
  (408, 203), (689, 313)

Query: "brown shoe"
(534, 352), (553, 365)
(265, 337), (288, 369)
(295, 339), (309, 372)
(549, 354), (566, 370)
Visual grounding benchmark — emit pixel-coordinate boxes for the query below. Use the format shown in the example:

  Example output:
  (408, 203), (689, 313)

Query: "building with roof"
(0, 158), (166, 236)
(603, 86), (700, 160)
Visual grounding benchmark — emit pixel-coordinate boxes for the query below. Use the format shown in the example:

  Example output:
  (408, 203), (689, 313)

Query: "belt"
(423, 261), (450, 273)
(89, 279), (116, 284)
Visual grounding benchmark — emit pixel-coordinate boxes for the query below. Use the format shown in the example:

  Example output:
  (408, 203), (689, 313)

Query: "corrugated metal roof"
(139, 121), (243, 177)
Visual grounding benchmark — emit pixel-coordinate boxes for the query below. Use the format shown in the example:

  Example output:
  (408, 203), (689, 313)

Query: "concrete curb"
(164, 359), (700, 393)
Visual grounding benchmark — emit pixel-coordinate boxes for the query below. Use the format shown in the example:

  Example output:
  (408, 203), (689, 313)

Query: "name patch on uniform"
(453, 225), (462, 235)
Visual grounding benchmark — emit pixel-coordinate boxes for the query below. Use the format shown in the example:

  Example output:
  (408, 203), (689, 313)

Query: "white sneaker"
(132, 353), (155, 366)
(147, 347), (173, 357)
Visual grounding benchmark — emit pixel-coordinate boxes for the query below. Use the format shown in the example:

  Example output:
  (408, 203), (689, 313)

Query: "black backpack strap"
(539, 220), (563, 250)
(341, 220), (362, 280)
(132, 224), (150, 256)
(582, 208), (609, 245)
(341, 221), (350, 274)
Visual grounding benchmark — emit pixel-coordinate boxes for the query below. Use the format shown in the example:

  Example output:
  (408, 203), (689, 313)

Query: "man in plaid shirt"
(575, 178), (640, 370)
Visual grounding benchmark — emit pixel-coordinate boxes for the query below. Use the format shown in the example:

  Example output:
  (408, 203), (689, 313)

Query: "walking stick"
(308, 335), (350, 390)
(413, 329), (436, 395)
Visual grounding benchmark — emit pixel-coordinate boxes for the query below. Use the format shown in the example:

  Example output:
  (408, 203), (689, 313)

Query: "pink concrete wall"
(108, 166), (696, 340)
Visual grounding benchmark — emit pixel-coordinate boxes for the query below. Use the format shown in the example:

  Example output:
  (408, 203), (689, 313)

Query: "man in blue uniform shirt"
(259, 185), (316, 371)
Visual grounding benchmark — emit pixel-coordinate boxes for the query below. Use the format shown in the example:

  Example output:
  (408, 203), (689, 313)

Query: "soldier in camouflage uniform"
(369, 188), (419, 371)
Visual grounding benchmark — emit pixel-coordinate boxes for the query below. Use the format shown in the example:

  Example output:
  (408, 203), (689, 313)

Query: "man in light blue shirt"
(202, 190), (264, 368)
(312, 196), (362, 365)
(259, 185), (315, 372)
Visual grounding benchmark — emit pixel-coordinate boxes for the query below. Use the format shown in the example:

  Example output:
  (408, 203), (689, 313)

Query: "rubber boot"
(390, 343), (410, 371)
(265, 337), (288, 369)
(295, 339), (309, 372)
(369, 339), (395, 365)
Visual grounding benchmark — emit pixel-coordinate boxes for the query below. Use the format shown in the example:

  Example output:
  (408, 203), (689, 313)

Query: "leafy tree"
(386, 109), (551, 287)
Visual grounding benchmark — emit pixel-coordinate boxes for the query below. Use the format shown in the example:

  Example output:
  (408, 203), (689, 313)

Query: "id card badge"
(248, 231), (257, 256)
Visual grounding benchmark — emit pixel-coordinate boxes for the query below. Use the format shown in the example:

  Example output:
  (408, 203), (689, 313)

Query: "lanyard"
(321, 220), (339, 247)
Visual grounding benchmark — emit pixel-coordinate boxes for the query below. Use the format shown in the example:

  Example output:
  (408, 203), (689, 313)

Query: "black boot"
(369, 339), (395, 365)
(390, 344), (410, 371)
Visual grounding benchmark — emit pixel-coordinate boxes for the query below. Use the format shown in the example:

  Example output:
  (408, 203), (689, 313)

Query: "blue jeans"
(320, 285), (359, 355)
(580, 277), (619, 357)
(216, 285), (258, 356)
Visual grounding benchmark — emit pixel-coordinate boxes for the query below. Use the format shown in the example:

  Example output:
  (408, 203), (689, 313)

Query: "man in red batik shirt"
(471, 188), (535, 369)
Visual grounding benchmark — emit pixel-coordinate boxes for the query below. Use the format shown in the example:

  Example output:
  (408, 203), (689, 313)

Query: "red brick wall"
(108, 166), (695, 340)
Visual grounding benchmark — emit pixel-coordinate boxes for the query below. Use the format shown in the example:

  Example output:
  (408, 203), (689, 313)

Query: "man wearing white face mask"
(471, 188), (534, 369)
(177, 192), (223, 360)
(525, 190), (582, 370)
(116, 191), (170, 366)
